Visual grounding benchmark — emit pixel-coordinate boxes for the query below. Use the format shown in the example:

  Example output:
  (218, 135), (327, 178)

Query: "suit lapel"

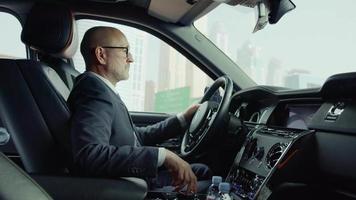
(116, 94), (141, 147)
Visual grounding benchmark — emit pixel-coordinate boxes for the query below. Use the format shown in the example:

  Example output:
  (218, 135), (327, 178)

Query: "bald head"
(81, 26), (127, 70)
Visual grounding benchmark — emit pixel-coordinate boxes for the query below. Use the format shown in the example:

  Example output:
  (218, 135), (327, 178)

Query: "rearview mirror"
(268, 0), (296, 24)
(226, 0), (295, 31)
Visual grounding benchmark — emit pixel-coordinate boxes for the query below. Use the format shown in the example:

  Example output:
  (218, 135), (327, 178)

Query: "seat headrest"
(21, 3), (78, 58)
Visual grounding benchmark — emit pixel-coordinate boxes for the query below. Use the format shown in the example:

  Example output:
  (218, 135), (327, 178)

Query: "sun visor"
(148, 0), (198, 23)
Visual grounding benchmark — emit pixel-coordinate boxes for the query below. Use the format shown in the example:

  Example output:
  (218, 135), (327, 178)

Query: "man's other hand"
(183, 104), (200, 123)
(163, 149), (198, 193)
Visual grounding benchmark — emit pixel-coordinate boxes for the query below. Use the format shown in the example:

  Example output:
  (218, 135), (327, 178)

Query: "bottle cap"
(212, 176), (222, 186)
(219, 182), (231, 193)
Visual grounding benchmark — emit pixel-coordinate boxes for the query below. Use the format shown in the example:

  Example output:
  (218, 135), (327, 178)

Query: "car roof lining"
(86, 0), (218, 25)
(0, 0), (218, 26)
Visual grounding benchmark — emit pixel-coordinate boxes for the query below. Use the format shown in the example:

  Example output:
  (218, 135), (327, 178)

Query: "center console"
(225, 126), (313, 200)
(145, 126), (313, 200)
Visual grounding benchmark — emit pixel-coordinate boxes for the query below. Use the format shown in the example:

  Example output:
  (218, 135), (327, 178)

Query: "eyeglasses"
(102, 46), (130, 57)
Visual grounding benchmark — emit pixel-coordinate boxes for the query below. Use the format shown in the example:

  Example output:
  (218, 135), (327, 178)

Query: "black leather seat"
(21, 2), (80, 99)
(0, 152), (52, 200)
(0, 3), (147, 200)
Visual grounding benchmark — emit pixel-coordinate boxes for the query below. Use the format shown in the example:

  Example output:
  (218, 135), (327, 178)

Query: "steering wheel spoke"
(208, 110), (218, 126)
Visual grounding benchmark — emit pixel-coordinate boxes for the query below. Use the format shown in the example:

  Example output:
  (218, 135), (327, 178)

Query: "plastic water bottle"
(206, 176), (222, 200)
(217, 182), (231, 200)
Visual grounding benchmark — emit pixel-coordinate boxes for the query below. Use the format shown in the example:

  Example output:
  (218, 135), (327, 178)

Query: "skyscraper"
(266, 58), (283, 86)
(210, 21), (229, 55)
(157, 42), (171, 91)
(144, 80), (155, 112)
(236, 41), (263, 84)
(284, 69), (324, 89)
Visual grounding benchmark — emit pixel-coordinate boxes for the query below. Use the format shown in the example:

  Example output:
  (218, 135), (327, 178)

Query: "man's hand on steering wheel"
(181, 76), (233, 157)
(182, 104), (200, 124)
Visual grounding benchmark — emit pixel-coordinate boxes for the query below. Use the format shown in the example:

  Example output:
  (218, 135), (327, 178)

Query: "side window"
(73, 19), (213, 113)
(0, 12), (26, 58)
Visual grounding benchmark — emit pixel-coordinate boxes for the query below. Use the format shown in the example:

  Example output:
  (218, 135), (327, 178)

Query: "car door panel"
(130, 112), (183, 153)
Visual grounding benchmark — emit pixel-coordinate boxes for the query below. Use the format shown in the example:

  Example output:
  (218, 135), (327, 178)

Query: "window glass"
(195, 1), (356, 89)
(0, 12), (26, 58)
(73, 19), (213, 113)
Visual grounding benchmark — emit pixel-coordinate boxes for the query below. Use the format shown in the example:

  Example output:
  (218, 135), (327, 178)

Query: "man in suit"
(67, 26), (211, 193)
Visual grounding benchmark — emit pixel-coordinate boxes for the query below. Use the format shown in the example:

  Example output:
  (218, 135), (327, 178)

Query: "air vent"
(266, 143), (285, 169)
(249, 112), (260, 123)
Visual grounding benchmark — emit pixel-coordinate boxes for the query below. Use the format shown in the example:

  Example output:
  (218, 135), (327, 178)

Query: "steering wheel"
(181, 76), (233, 156)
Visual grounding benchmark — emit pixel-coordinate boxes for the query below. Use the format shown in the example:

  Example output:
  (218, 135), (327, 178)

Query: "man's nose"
(127, 52), (134, 63)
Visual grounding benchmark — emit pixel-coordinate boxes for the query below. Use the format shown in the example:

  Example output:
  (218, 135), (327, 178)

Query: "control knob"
(254, 147), (265, 161)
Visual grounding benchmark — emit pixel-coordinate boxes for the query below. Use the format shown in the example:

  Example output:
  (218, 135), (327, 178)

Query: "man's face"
(105, 33), (134, 82)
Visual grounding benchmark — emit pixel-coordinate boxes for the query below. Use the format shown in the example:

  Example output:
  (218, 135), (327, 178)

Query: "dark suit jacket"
(67, 72), (183, 178)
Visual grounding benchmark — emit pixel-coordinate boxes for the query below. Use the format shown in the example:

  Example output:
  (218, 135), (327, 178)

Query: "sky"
(0, 13), (26, 58)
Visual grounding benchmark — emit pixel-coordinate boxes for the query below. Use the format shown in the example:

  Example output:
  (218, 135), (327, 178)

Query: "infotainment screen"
(268, 103), (321, 129)
(286, 104), (320, 129)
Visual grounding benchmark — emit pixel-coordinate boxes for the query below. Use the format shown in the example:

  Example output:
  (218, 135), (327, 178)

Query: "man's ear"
(94, 47), (107, 65)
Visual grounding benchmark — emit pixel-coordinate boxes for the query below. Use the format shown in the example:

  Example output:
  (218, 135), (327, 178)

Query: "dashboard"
(223, 73), (356, 200)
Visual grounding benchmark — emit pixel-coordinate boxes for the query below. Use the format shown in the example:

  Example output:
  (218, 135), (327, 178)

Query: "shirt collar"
(87, 71), (117, 94)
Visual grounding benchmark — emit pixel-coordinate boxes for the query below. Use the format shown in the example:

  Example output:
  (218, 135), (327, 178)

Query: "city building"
(284, 69), (324, 89)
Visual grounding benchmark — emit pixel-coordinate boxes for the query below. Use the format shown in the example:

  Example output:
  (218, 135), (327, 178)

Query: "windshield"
(195, 0), (356, 89)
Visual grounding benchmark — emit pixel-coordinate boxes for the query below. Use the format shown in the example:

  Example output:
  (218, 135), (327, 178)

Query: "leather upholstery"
(21, 2), (80, 92)
(0, 152), (52, 200)
(21, 3), (78, 58)
(41, 55), (80, 91)
(32, 175), (147, 200)
(42, 65), (71, 99)
(0, 59), (71, 174)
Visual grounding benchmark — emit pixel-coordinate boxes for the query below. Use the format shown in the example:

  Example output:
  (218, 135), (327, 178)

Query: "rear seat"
(21, 0), (80, 98)
(40, 55), (80, 91)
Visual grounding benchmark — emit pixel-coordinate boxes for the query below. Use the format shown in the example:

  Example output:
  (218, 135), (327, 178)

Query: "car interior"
(0, 0), (356, 200)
